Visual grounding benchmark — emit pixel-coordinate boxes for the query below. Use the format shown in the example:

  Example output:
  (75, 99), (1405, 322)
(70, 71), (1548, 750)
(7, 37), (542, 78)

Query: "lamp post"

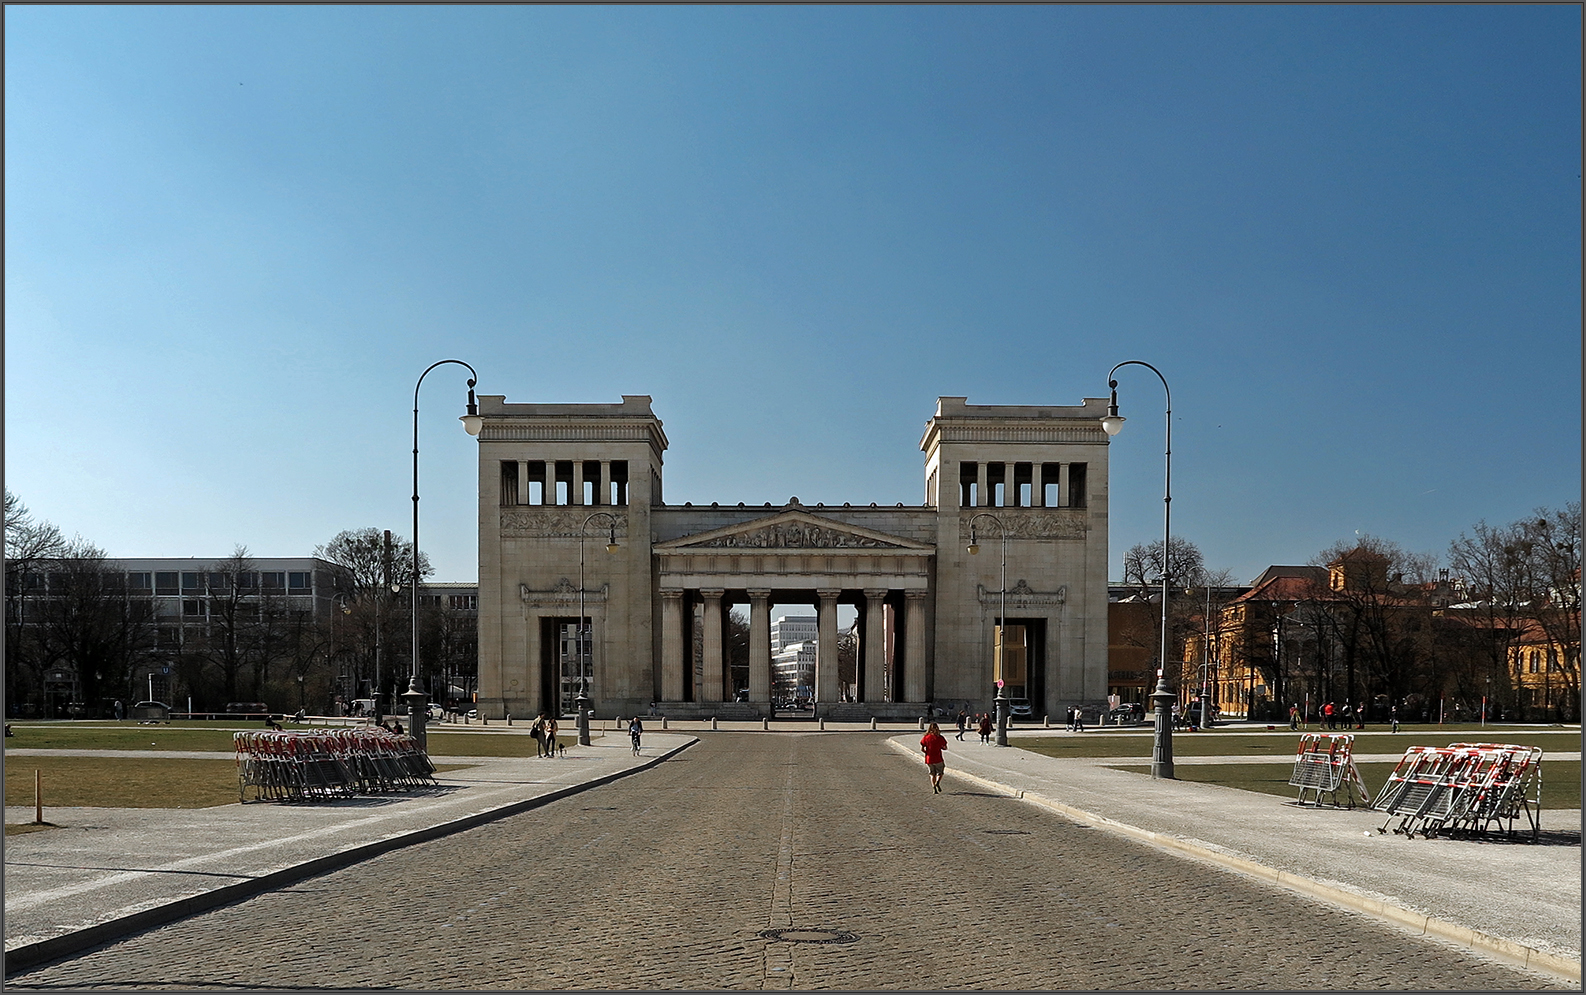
(967, 512), (1010, 747)
(577, 511), (620, 746)
(406, 360), (482, 753)
(1101, 360), (1176, 779)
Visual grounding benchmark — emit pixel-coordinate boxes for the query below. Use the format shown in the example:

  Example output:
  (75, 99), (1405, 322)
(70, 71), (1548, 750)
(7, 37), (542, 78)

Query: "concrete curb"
(884, 738), (1580, 984)
(3, 737), (697, 977)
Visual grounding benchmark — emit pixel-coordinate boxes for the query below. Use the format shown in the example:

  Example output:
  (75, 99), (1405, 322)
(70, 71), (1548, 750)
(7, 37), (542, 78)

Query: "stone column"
(661, 590), (684, 701)
(863, 589), (888, 703)
(905, 590), (929, 702)
(516, 461), (529, 506)
(1057, 463), (1070, 508)
(701, 589), (725, 702)
(977, 462), (990, 507)
(749, 589), (772, 704)
(597, 460), (611, 506)
(816, 589), (841, 703)
(572, 462), (585, 506)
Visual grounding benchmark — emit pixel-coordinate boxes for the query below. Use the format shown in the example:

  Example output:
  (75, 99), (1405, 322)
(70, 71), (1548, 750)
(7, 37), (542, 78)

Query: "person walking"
(531, 713), (548, 757)
(1073, 707), (1085, 733)
(1323, 701), (1335, 730)
(628, 715), (644, 756)
(977, 712), (993, 744)
(954, 709), (967, 741)
(920, 721), (948, 793)
(1390, 705), (1400, 734)
(1065, 705), (1075, 732)
(1289, 704), (1299, 731)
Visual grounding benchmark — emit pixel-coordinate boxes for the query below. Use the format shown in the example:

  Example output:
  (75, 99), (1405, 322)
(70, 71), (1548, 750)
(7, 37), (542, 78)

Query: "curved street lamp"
(577, 511), (620, 746)
(967, 511), (1010, 747)
(405, 360), (481, 752)
(1103, 360), (1176, 779)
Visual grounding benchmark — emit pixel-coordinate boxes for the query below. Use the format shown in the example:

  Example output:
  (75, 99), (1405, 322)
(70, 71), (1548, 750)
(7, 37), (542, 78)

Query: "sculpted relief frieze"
(977, 579), (1066, 607)
(690, 523), (901, 549)
(501, 509), (629, 539)
(520, 577), (608, 609)
(981, 510), (1087, 540)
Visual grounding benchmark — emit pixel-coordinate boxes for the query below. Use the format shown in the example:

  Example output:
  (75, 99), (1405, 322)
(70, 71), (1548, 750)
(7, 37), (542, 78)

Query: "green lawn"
(3, 723), (570, 758)
(1107, 760), (1580, 811)
(5, 724), (248, 752)
(425, 732), (573, 757)
(1017, 729), (1581, 761)
(4, 756), (479, 810)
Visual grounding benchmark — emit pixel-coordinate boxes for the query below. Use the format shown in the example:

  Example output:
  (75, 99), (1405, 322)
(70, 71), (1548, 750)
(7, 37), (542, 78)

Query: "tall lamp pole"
(966, 512), (1010, 747)
(577, 511), (620, 746)
(405, 360), (483, 753)
(1102, 360), (1176, 779)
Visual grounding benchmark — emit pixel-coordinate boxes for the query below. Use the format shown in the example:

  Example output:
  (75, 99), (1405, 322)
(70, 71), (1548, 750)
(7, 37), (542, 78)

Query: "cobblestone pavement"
(7, 733), (1568, 991)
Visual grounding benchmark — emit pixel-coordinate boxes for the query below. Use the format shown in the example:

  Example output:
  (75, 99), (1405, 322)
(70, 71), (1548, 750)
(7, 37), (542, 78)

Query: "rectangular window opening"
(555, 461), (574, 506)
(583, 460), (601, 505)
(1041, 463), (1061, 507)
(526, 461), (547, 505)
(1067, 463), (1088, 508)
(959, 462), (978, 508)
(155, 572), (179, 596)
(1014, 463), (1033, 508)
(500, 461), (520, 506)
(610, 460), (629, 506)
(987, 462), (1006, 507)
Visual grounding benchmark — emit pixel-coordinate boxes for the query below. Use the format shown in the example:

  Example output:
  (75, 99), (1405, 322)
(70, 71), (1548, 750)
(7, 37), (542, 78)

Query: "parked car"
(1107, 704), (1146, 726)
(1008, 699), (1033, 718)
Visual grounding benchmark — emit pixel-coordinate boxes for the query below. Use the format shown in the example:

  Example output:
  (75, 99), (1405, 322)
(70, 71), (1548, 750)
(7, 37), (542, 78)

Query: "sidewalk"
(888, 730), (1581, 982)
(3, 733), (695, 973)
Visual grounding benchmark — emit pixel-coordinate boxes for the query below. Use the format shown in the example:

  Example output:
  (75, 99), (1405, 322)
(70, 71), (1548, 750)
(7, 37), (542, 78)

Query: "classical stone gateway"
(475, 395), (1112, 721)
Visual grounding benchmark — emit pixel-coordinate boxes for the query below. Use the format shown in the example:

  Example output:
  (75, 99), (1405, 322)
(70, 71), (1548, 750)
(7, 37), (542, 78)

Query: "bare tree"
(1307, 534), (1439, 710)
(315, 528), (432, 706)
(4, 491), (67, 713)
(30, 538), (158, 714)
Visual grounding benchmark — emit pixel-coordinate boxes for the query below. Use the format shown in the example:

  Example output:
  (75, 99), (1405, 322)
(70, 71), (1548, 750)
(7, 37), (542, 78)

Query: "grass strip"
(4, 757), (483, 811)
(1017, 730), (1581, 761)
(5, 757), (242, 809)
(4, 725), (573, 758)
(1105, 760), (1580, 810)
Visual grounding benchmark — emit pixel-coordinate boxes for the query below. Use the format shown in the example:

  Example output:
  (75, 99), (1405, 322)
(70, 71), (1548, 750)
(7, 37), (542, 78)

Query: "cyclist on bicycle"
(628, 715), (643, 756)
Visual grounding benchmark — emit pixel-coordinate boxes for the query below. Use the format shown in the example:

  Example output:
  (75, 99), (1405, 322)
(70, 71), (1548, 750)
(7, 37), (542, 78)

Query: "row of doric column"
(658, 587), (929, 703)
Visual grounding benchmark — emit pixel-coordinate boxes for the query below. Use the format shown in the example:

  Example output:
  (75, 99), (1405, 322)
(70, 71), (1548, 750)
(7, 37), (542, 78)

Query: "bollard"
(763, 717), (769, 731)
(464, 714), (469, 725)
(1044, 715), (1050, 728)
(662, 716), (668, 729)
(34, 769), (43, 825)
(919, 717), (926, 731)
(506, 714), (512, 726)
(711, 716), (718, 730)
(482, 716), (488, 726)
(819, 718), (826, 731)
(871, 717), (877, 730)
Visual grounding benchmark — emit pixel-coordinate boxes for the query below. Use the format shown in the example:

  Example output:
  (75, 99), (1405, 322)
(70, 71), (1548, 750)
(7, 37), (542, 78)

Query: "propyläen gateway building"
(475, 395), (1111, 720)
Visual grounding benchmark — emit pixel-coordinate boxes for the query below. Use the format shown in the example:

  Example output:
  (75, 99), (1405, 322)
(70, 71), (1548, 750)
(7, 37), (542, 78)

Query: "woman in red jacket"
(920, 722), (948, 793)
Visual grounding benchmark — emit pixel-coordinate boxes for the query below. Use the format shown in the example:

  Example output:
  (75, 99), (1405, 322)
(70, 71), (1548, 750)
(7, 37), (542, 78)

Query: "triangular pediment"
(655, 510), (932, 552)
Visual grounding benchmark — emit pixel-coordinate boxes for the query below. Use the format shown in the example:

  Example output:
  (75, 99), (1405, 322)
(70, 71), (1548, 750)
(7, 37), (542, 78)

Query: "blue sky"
(6, 5), (1580, 584)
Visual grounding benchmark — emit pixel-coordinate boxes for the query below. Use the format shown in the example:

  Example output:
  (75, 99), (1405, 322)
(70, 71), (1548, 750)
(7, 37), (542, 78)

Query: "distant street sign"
(160, 667), (171, 676)
(995, 679), (1005, 688)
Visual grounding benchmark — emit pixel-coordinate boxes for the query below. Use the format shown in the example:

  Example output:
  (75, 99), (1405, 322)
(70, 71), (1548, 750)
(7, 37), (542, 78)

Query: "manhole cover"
(758, 928), (860, 945)
(982, 829), (1031, 835)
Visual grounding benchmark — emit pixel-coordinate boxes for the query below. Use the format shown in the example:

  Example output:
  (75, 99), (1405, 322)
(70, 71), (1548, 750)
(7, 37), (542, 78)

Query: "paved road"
(7, 733), (1565, 991)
